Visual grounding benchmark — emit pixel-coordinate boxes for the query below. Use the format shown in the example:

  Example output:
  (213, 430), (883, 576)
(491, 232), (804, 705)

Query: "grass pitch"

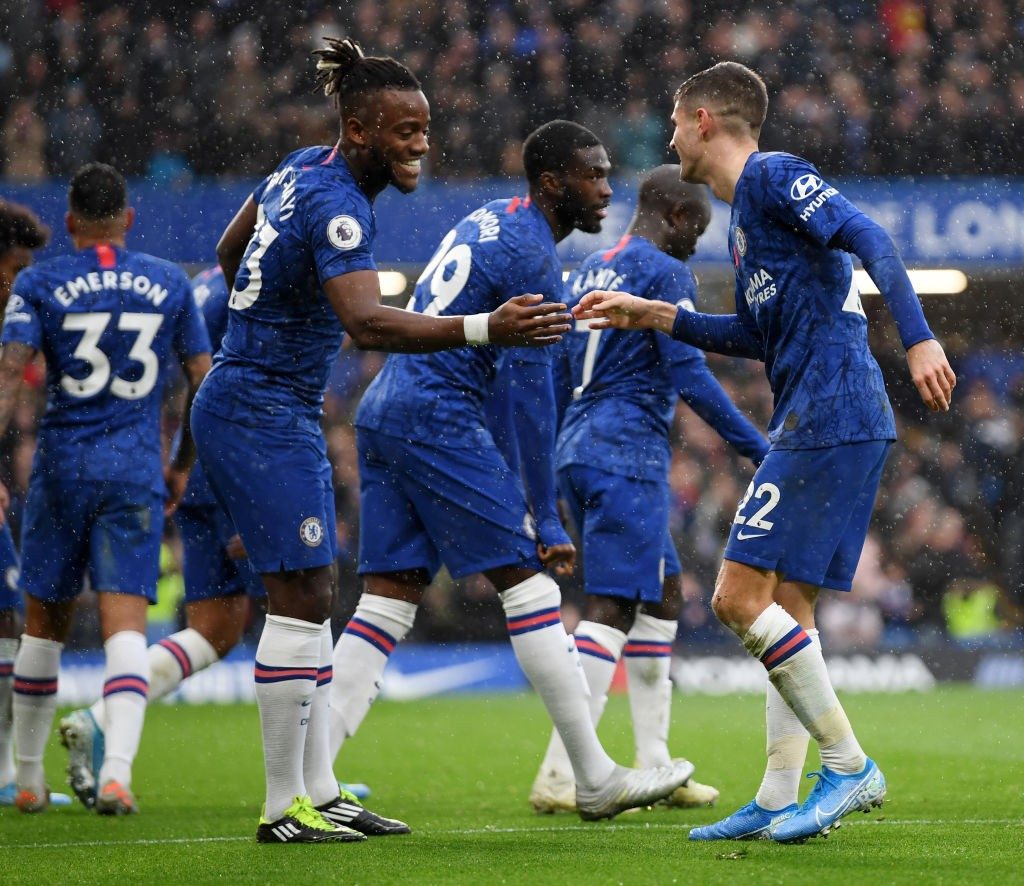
(3, 686), (1021, 884)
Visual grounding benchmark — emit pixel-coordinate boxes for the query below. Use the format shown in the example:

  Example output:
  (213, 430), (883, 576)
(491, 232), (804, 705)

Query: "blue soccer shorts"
(357, 427), (541, 579)
(723, 440), (892, 591)
(174, 503), (265, 603)
(19, 478), (163, 602)
(559, 463), (681, 603)
(191, 405), (337, 575)
(0, 521), (21, 611)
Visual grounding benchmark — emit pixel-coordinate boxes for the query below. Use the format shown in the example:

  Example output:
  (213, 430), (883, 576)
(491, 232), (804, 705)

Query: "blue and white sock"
(98, 630), (150, 790)
(745, 605), (865, 775)
(503, 574), (616, 789)
(0, 637), (17, 785)
(536, 620), (626, 780)
(624, 613), (677, 769)
(328, 594), (416, 761)
(255, 614), (321, 821)
(13, 634), (61, 790)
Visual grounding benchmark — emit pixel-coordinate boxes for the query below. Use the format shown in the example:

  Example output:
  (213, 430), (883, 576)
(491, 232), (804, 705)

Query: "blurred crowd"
(2, 0), (1023, 183)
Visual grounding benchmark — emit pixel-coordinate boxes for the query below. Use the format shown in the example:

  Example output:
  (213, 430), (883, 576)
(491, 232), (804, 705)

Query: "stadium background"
(1, 0), (1023, 697)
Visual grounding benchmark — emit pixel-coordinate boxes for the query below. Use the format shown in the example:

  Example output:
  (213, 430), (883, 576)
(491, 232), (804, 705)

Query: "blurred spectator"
(0, 0), (1021, 180)
(2, 99), (47, 182)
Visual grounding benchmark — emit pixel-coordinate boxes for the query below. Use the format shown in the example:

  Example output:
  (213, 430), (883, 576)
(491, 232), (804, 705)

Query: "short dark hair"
(69, 163), (128, 220)
(674, 62), (768, 137)
(312, 37), (420, 116)
(0, 199), (50, 256)
(522, 120), (603, 184)
(638, 165), (710, 216)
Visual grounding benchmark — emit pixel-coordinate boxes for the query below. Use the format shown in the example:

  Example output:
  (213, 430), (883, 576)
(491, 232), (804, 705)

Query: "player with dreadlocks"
(190, 38), (571, 844)
(0, 200), (72, 808)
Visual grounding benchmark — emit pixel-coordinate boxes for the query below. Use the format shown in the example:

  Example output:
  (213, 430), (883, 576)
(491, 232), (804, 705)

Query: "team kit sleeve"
(305, 189), (378, 287)
(668, 279), (764, 360)
(173, 268), (213, 359)
(502, 250), (570, 546)
(765, 154), (933, 349)
(653, 269), (769, 464)
(0, 270), (44, 350)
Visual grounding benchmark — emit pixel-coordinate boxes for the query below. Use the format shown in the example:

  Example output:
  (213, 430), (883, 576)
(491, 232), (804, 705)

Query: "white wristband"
(463, 313), (490, 345)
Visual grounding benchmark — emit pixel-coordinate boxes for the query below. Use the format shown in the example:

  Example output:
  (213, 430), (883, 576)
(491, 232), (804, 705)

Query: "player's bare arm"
(216, 196), (258, 290)
(572, 290), (678, 333)
(325, 271), (571, 351)
(906, 338), (956, 413)
(0, 342), (34, 520)
(165, 351), (212, 516)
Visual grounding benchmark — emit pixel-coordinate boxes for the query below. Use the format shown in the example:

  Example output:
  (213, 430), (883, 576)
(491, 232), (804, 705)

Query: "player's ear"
(538, 171), (565, 199)
(696, 107), (713, 139)
(123, 207), (136, 232)
(345, 114), (368, 148)
(65, 211), (76, 237)
(666, 202), (687, 230)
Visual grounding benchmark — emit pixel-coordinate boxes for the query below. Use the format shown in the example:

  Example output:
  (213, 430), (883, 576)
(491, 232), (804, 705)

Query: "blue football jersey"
(558, 235), (762, 481)
(194, 146), (377, 427)
(355, 197), (561, 444)
(2, 244), (210, 495)
(729, 152), (896, 448)
(181, 266), (230, 509)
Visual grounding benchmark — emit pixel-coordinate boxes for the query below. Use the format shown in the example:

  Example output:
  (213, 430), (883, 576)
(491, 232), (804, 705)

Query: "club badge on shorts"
(299, 517), (324, 547)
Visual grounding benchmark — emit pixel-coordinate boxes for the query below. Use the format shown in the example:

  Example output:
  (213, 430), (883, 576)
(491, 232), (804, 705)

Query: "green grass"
(3, 687), (1022, 884)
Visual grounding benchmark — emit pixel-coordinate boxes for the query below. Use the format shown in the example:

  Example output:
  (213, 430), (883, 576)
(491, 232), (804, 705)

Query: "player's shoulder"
(750, 151), (827, 196)
(191, 265), (227, 305)
(11, 253), (73, 294)
(125, 249), (190, 283)
(191, 265), (225, 289)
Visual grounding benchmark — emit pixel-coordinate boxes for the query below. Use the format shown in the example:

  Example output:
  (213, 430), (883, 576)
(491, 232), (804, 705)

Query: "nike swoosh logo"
(736, 530), (768, 540)
(300, 700), (312, 707)
(382, 659), (501, 701)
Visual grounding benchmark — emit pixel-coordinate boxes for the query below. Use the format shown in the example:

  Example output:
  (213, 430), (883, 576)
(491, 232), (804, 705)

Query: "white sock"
(536, 620), (626, 781)
(97, 630), (150, 790)
(13, 634), (62, 789)
(90, 627), (219, 725)
(755, 628), (816, 811)
(624, 613), (677, 768)
(255, 614), (321, 821)
(502, 574), (615, 789)
(328, 594), (416, 761)
(0, 637), (17, 785)
(303, 621), (340, 807)
(744, 604), (866, 775)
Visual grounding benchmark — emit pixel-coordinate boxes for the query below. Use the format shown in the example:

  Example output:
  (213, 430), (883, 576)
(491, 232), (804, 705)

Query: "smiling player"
(191, 39), (572, 844)
(574, 62), (955, 843)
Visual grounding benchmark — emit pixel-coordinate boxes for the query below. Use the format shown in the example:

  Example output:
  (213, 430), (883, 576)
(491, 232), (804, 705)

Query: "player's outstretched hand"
(489, 294), (571, 346)
(906, 338), (956, 412)
(164, 467), (189, 517)
(538, 541), (576, 577)
(572, 290), (675, 333)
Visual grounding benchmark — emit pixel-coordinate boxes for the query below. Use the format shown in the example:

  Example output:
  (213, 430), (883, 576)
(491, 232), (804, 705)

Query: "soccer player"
(59, 265), (374, 815)
(56, 265), (265, 805)
(574, 62), (955, 843)
(530, 167), (770, 814)
(191, 39), (571, 844)
(0, 163), (212, 814)
(0, 199), (73, 808)
(328, 121), (694, 823)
